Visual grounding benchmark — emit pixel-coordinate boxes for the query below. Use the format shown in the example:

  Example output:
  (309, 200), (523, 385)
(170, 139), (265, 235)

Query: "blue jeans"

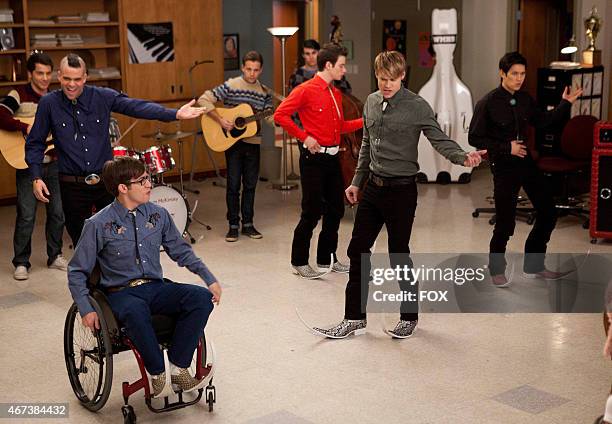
(107, 279), (214, 374)
(13, 161), (65, 268)
(224, 141), (260, 228)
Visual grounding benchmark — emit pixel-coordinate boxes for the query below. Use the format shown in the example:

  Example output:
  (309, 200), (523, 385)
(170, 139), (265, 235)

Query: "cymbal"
(141, 130), (197, 142)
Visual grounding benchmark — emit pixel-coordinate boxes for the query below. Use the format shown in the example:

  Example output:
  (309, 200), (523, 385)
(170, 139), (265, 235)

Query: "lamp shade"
(267, 26), (299, 37)
(561, 36), (578, 54)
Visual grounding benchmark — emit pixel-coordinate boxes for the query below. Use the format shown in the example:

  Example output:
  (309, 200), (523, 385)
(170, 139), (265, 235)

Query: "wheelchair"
(63, 272), (216, 423)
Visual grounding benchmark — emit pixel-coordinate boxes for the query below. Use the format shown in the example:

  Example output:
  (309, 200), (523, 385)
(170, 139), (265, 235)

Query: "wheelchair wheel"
(64, 299), (113, 411)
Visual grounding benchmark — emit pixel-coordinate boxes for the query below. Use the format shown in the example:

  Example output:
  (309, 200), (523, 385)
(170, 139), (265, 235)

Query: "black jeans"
(224, 141), (260, 228)
(291, 148), (344, 266)
(59, 179), (114, 246)
(344, 179), (419, 321)
(489, 159), (557, 275)
(13, 162), (64, 268)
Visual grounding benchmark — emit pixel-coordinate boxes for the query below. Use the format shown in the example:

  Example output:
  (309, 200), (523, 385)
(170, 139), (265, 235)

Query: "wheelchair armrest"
(89, 289), (120, 341)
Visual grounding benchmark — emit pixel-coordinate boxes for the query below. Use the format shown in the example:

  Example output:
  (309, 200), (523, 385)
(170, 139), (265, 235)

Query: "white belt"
(303, 144), (339, 156)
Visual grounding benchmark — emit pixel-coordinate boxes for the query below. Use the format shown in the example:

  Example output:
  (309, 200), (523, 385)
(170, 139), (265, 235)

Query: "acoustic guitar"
(0, 116), (54, 169)
(200, 104), (274, 152)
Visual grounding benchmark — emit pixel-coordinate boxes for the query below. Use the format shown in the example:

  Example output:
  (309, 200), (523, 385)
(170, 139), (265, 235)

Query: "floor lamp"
(268, 26), (299, 190)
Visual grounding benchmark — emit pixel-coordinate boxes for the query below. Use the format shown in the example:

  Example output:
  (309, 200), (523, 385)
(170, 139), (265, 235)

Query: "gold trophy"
(582, 6), (602, 66)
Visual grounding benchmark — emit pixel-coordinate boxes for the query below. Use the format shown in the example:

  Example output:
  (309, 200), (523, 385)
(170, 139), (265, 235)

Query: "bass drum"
(149, 185), (189, 235)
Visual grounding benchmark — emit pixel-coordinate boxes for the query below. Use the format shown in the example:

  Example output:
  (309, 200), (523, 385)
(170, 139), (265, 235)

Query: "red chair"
(536, 115), (598, 229)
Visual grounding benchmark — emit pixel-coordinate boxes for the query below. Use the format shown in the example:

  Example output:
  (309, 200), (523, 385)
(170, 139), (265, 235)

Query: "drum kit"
(113, 129), (210, 242)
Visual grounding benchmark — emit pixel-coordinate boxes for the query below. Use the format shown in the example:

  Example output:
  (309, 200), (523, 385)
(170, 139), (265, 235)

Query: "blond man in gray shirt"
(312, 51), (485, 339)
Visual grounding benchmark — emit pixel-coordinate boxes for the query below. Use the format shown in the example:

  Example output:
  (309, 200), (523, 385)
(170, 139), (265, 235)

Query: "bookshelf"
(0, 0), (123, 92)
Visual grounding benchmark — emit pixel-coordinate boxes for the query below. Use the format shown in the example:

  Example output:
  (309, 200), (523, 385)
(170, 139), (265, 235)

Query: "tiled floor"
(0, 166), (610, 423)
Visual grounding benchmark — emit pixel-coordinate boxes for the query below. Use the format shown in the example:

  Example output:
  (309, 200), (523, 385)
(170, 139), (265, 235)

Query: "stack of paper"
(0, 8), (14, 23)
(31, 33), (58, 48)
(84, 12), (110, 22)
(58, 34), (83, 46)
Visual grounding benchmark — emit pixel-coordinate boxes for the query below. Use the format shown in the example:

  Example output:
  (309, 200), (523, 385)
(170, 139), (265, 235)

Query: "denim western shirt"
(68, 200), (217, 316)
(26, 85), (178, 179)
(352, 87), (467, 187)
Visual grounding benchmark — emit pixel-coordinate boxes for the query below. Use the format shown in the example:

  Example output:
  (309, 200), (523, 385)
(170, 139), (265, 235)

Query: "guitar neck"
(243, 108), (274, 124)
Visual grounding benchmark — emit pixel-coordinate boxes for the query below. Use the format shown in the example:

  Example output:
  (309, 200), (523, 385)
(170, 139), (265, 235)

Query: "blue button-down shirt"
(26, 85), (178, 179)
(68, 200), (217, 316)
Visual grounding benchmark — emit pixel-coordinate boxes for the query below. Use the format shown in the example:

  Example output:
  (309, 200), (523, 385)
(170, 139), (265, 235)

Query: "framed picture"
(580, 98), (591, 116)
(383, 20), (406, 55)
(127, 22), (174, 63)
(571, 73), (582, 93)
(223, 33), (239, 70)
(591, 98), (601, 118)
(592, 72), (603, 95)
(582, 73), (592, 97)
(341, 40), (353, 60)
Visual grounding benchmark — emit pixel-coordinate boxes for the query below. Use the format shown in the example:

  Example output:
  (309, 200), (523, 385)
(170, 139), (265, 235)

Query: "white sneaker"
(13, 265), (28, 281)
(48, 255), (68, 271)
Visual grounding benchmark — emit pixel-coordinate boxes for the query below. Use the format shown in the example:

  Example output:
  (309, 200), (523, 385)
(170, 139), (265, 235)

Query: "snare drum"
(113, 146), (142, 161)
(149, 185), (189, 235)
(143, 145), (175, 175)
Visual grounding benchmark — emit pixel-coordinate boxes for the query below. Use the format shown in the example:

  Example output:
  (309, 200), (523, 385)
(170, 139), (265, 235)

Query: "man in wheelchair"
(67, 156), (222, 399)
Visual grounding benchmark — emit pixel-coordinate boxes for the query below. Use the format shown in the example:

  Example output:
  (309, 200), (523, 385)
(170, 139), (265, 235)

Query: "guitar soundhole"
(234, 117), (246, 129)
(228, 127), (246, 139)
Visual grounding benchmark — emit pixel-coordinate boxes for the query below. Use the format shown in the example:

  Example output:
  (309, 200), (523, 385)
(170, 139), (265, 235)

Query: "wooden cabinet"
(122, 0), (223, 102)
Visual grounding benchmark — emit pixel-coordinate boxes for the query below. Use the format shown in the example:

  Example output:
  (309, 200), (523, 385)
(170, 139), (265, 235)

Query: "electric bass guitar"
(200, 104), (274, 152)
(0, 116), (54, 169)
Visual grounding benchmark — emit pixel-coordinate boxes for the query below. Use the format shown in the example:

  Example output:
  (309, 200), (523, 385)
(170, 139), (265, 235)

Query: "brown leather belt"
(369, 174), (416, 187)
(106, 279), (152, 293)
(58, 173), (101, 185)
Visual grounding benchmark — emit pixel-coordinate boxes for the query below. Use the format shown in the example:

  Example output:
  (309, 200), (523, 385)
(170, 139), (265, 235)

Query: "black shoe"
(225, 228), (239, 242)
(241, 226), (262, 239)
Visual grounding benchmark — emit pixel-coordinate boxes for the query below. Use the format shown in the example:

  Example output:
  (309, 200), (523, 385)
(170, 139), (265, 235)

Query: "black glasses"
(126, 175), (151, 187)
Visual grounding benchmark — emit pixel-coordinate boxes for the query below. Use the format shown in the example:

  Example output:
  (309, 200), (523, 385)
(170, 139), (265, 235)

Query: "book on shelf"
(82, 36), (106, 44)
(0, 9), (14, 23)
(31, 42), (58, 47)
(32, 33), (57, 39)
(57, 34), (84, 46)
(89, 67), (121, 79)
(29, 19), (55, 25)
(53, 15), (84, 24)
(84, 12), (110, 23)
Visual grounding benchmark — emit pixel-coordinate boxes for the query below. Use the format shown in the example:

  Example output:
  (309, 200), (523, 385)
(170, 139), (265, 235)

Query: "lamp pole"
(268, 27), (299, 191)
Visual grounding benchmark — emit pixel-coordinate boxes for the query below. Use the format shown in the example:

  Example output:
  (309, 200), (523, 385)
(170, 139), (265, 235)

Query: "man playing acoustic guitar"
(0, 51), (67, 281)
(198, 50), (273, 242)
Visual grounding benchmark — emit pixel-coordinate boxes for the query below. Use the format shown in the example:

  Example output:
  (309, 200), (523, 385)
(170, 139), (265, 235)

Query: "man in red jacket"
(0, 51), (66, 281)
(274, 43), (362, 279)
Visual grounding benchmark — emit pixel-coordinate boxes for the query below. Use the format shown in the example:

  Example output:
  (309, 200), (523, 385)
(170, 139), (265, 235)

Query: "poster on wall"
(383, 20), (406, 56)
(224, 34), (240, 70)
(127, 22), (174, 64)
(418, 31), (434, 68)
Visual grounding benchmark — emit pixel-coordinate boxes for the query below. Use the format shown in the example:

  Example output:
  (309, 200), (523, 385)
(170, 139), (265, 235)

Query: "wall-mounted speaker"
(0, 28), (14, 50)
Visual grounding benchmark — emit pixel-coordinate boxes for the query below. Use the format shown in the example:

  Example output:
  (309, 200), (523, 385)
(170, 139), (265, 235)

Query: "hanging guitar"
(200, 104), (275, 152)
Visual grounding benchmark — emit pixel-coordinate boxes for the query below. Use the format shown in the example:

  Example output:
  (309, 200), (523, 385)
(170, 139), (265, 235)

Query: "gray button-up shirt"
(68, 200), (217, 316)
(352, 87), (467, 187)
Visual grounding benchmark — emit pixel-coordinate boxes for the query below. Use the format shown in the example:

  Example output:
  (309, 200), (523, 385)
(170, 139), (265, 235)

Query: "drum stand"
(173, 137), (212, 242)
